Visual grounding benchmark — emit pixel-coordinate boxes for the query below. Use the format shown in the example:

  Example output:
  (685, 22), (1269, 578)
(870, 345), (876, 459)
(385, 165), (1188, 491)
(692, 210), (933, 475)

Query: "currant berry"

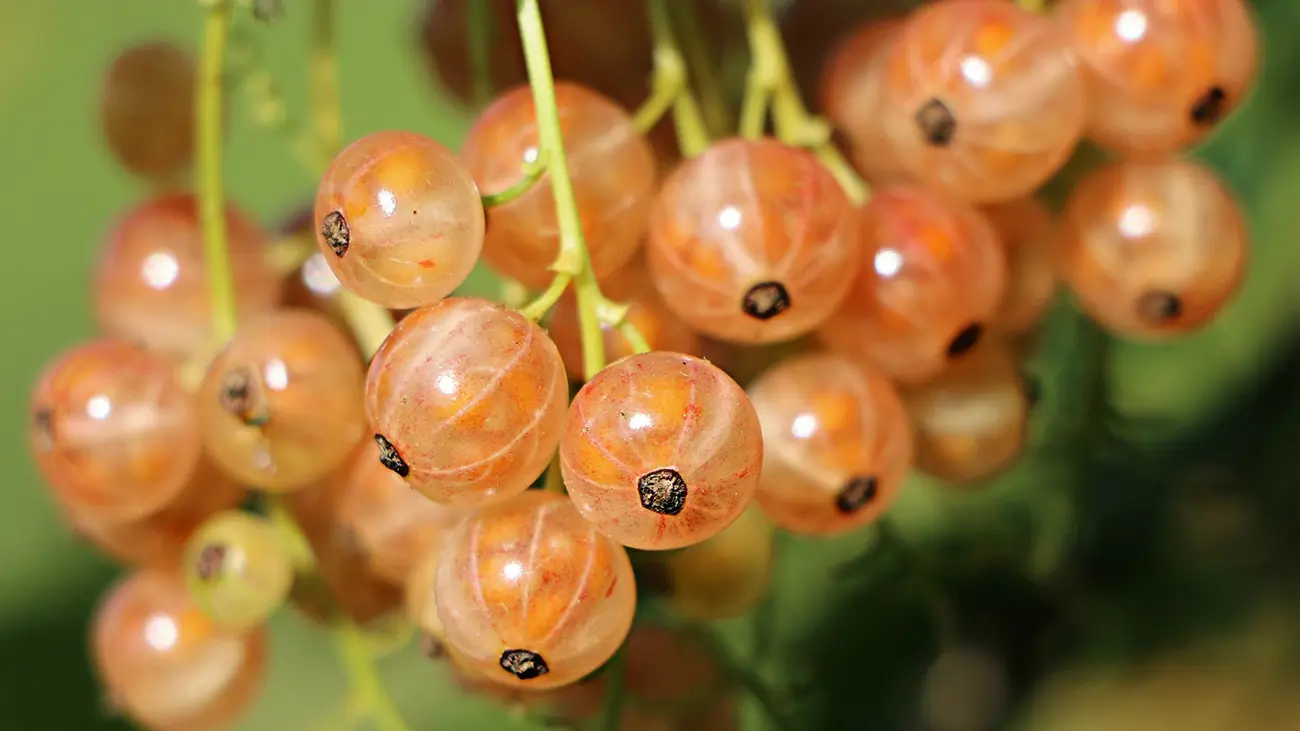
(404, 545), (448, 654)
(661, 506), (774, 622)
(460, 82), (655, 289)
(1056, 0), (1259, 157)
(101, 42), (195, 181)
(365, 297), (568, 506)
(1056, 159), (1247, 339)
(30, 340), (200, 523)
(334, 439), (465, 585)
(66, 456), (245, 567)
(647, 138), (860, 345)
(874, 0), (1086, 203)
(448, 650), (609, 722)
(197, 310), (366, 491)
(819, 186), (1007, 384)
(904, 340), (1029, 484)
(560, 352), (763, 550)
(313, 130), (485, 309)
(549, 255), (703, 381)
(94, 194), (282, 362)
(91, 567), (267, 731)
(982, 198), (1058, 334)
(748, 353), (913, 535)
(619, 624), (738, 729)
(820, 17), (911, 185)
(436, 491), (637, 689)
(184, 511), (293, 632)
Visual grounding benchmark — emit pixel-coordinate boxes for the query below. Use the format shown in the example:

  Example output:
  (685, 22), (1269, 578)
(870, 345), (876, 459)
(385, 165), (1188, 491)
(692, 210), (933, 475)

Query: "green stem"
(197, 1), (238, 342)
(667, 0), (732, 138)
(618, 321), (652, 355)
(599, 651), (628, 731)
(309, 0), (341, 170)
(738, 71), (769, 139)
(482, 154), (547, 207)
(519, 273), (572, 322)
(646, 0), (710, 158)
(467, 0), (494, 106)
(333, 620), (411, 731)
(516, 0), (607, 379)
(631, 82), (680, 134)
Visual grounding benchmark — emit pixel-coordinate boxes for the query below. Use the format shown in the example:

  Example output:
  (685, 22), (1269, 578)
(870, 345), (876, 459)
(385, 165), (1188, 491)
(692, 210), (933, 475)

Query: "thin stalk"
(482, 154), (548, 207)
(668, 0), (732, 137)
(647, 0), (710, 157)
(197, 1), (238, 341)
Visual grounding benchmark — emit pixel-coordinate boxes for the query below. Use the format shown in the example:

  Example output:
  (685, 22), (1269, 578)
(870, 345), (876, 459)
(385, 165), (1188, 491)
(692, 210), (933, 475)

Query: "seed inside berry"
(947, 323), (984, 358)
(321, 210), (350, 257)
(915, 98), (957, 146)
(194, 543), (228, 582)
(637, 468), (689, 516)
(742, 281), (792, 321)
(499, 648), (549, 680)
(1136, 291), (1183, 323)
(1190, 86), (1228, 125)
(835, 476), (879, 514)
(32, 408), (55, 453)
(374, 433), (410, 478)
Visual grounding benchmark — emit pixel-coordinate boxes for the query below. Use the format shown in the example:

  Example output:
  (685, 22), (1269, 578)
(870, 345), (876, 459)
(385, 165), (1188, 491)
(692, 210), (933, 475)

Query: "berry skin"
(65, 456), (245, 567)
(460, 82), (656, 289)
(748, 353), (914, 535)
(819, 185), (1007, 384)
(30, 340), (201, 523)
(1055, 159), (1247, 339)
(313, 130), (486, 309)
(435, 491), (637, 689)
(100, 42), (195, 181)
(334, 439), (466, 585)
(365, 297), (568, 507)
(982, 198), (1059, 334)
(91, 567), (267, 731)
(93, 194), (282, 362)
(820, 17), (911, 186)
(197, 310), (366, 491)
(617, 623), (739, 730)
(873, 0), (1086, 203)
(661, 506), (774, 622)
(1056, 0), (1259, 157)
(647, 138), (860, 345)
(184, 511), (294, 632)
(404, 545), (449, 654)
(560, 352), (763, 551)
(903, 341), (1029, 484)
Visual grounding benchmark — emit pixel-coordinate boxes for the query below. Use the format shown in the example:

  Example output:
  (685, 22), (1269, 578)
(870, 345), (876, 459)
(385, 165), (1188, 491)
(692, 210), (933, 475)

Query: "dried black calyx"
(321, 210), (351, 257)
(1137, 291), (1182, 324)
(915, 98), (957, 146)
(195, 543), (227, 581)
(420, 632), (447, 660)
(742, 281), (792, 321)
(374, 433), (410, 478)
(835, 476), (879, 514)
(500, 649), (549, 680)
(32, 408), (54, 453)
(947, 323), (984, 359)
(219, 367), (267, 426)
(1190, 86), (1228, 125)
(637, 468), (688, 516)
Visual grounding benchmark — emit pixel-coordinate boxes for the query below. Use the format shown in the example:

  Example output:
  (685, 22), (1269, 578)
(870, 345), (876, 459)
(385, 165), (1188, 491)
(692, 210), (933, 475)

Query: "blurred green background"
(5, 0), (1300, 729)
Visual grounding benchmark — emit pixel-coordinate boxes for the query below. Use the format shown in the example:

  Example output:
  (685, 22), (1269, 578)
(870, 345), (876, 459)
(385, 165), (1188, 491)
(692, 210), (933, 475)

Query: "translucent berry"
(874, 0), (1086, 203)
(183, 511), (293, 632)
(460, 82), (655, 288)
(404, 545), (448, 654)
(618, 624), (739, 730)
(1056, 0), (1259, 157)
(560, 352), (763, 550)
(66, 456), (245, 567)
(101, 42), (195, 181)
(549, 255), (703, 381)
(820, 17), (912, 186)
(313, 130), (486, 309)
(198, 310), (366, 491)
(647, 138), (859, 345)
(334, 439), (465, 585)
(366, 298), (568, 506)
(287, 460), (403, 625)
(1056, 159), (1247, 339)
(30, 340), (200, 523)
(94, 194), (282, 362)
(91, 567), (267, 731)
(661, 507), (774, 622)
(819, 186), (1007, 384)
(436, 491), (637, 689)
(982, 198), (1058, 334)
(903, 341), (1029, 484)
(748, 353), (913, 535)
